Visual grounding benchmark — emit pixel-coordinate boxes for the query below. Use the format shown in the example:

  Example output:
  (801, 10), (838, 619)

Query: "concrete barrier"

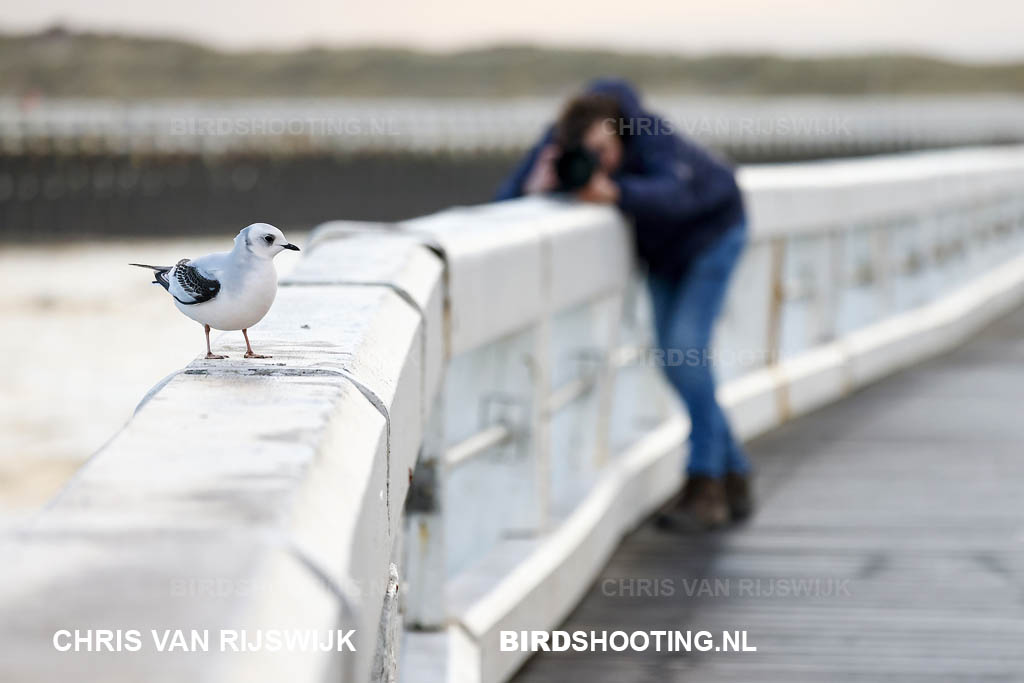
(4, 146), (1024, 683)
(2, 232), (443, 681)
(401, 146), (1024, 683)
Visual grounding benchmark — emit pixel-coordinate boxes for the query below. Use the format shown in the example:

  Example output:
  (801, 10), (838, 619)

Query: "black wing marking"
(172, 259), (221, 305)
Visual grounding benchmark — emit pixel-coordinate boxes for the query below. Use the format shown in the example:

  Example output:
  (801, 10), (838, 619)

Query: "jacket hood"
(584, 78), (645, 120)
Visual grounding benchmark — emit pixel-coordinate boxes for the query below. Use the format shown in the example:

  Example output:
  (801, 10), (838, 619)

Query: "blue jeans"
(647, 222), (750, 478)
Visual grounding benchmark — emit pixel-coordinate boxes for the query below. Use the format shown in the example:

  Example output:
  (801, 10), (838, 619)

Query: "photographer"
(496, 79), (752, 531)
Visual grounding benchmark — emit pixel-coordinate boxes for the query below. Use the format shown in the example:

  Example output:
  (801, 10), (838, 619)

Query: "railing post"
(403, 392), (447, 630)
(766, 237), (787, 364)
(592, 293), (625, 470)
(528, 316), (553, 532)
(821, 228), (844, 344)
(871, 221), (892, 316)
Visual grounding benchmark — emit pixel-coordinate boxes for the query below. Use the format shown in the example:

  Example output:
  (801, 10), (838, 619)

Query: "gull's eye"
(264, 235), (274, 245)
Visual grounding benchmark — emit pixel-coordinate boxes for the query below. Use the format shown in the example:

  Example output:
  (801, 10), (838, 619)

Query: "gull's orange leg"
(243, 329), (270, 359)
(205, 324), (227, 360)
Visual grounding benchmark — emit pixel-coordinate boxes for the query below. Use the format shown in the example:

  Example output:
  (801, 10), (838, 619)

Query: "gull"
(131, 223), (299, 359)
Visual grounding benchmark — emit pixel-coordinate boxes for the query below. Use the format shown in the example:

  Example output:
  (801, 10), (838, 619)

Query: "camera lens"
(555, 146), (598, 192)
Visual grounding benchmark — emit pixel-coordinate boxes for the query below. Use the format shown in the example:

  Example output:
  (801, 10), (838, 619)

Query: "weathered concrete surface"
(212, 284), (426, 542)
(405, 198), (631, 355)
(740, 146), (1024, 238)
(0, 534), (340, 683)
(282, 224), (446, 408)
(0, 276), (436, 681)
(405, 204), (548, 356)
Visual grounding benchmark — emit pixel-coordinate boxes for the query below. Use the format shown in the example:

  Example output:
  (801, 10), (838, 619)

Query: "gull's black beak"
(282, 243), (300, 251)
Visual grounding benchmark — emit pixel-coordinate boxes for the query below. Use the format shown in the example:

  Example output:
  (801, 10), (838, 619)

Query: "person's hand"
(576, 172), (620, 204)
(523, 144), (559, 195)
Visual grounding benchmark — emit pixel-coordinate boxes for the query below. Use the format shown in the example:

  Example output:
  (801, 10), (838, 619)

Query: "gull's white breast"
(175, 260), (278, 331)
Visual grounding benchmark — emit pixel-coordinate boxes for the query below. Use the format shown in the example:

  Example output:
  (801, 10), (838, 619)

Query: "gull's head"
(236, 223), (300, 259)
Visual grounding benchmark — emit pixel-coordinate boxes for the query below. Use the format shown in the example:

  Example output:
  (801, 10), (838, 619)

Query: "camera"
(554, 145), (599, 192)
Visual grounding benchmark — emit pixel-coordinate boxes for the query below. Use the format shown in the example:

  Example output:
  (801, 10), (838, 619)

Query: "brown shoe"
(656, 475), (729, 532)
(725, 472), (755, 522)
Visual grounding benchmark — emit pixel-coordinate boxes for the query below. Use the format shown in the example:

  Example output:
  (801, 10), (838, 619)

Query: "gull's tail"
(129, 263), (172, 291)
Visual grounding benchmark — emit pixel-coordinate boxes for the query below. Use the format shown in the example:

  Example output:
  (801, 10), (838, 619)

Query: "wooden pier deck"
(513, 305), (1024, 682)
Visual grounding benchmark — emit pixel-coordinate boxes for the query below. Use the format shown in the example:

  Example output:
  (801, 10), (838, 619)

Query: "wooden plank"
(512, 306), (1024, 682)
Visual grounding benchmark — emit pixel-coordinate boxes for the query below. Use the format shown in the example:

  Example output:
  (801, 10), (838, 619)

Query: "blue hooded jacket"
(495, 79), (745, 280)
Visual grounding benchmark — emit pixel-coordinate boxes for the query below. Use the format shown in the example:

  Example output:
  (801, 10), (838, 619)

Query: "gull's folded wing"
(168, 259), (221, 305)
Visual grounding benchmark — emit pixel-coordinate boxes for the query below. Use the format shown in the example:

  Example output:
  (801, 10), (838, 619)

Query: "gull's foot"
(205, 352), (228, 360)
(244, 351), (271, 359)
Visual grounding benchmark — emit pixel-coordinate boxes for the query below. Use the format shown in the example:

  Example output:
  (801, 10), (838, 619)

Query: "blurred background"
(1, 0), (1023, 523)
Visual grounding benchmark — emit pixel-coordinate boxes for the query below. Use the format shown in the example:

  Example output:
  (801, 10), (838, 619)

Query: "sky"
(2, 0), (1023, 61)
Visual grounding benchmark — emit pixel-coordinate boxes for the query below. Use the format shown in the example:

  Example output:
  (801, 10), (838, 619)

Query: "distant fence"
(4, 147), (1024, 683)
(5, 95), (1024, 156)
(6, 96), (1024, 240)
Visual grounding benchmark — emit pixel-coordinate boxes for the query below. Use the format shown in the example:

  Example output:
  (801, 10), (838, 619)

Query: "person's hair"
(555, 94), (623, 148)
